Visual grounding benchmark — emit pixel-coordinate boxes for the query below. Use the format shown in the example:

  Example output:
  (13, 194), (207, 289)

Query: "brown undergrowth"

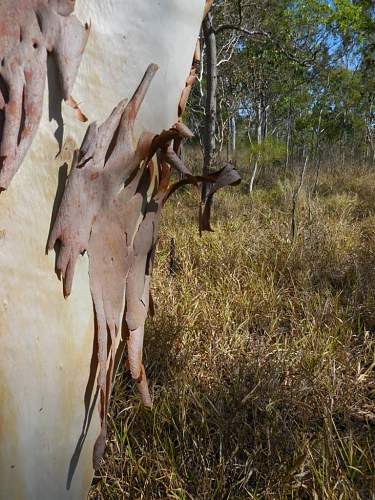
(90, 166), (375, 499)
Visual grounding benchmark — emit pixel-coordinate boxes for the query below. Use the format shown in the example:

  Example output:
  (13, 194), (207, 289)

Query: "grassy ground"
(90, 165), (375, 499)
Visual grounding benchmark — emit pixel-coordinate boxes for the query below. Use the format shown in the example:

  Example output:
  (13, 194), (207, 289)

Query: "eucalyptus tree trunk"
(285, 102), (293, 170)
(312, 108), (323, 194)
(0, 1), (206, 499)
(230, 115), (237, 161)
(202, 11), (217, 201)
(250, 95), (267, 194)
(257, 94), (268, 145)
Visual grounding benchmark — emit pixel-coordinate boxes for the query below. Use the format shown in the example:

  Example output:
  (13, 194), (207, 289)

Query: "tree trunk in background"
(202, 12), (217, 201)
(251, 94), (267, 193)
(285, 102), (292, 170)
(257, 94), (268, 145)
(264, 104), (270, 139)
(231, 115), (237, 161)
(258, 99), (264, 146)
(312, 108), (323, 194)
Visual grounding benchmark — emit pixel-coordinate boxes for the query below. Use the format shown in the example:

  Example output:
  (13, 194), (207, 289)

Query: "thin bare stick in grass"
(291, 155), (309, 242)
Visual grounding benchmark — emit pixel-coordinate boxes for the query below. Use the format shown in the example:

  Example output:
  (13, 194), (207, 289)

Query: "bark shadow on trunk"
(66, 305), (100, 490)
(66, 311), (129, 489)
(47, 53), (65, 153)
(45, 162), (68, 258)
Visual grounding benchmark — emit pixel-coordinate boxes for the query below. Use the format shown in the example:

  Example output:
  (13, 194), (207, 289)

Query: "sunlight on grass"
(90, 169), (375, 499)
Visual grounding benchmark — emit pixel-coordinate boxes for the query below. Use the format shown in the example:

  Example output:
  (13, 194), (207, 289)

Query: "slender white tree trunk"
(249, 159), (258, 194)
(231, 115), (237, 159)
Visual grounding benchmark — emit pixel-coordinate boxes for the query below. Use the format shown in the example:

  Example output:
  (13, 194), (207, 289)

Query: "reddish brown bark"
(0, 0), (89, 189)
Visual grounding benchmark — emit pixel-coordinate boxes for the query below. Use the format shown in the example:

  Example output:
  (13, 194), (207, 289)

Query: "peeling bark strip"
(0, 0), (89, 190)
(49, 61), (240, 468)
(178, 0), (213, 118)
(204, 0), (214, 18)
(178, 40), (200, 118)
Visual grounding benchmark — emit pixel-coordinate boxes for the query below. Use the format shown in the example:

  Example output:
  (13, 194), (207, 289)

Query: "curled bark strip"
(178, 66), (198, 118)
(147, 123), (193, 162)
(200, 164), (241, 231)
(204, 0), (214, 18)
(48, 64), (165, 469)
(194, 39), (201, 65)
(178, 0), (213, 120)
(49, 55), (240, 467)
(0, 0), (89, 190)
(66, 95), (88, 122)
(48, 63), (159, 468)
(178, 38), (201, 118)
(164, 163), (241, 232)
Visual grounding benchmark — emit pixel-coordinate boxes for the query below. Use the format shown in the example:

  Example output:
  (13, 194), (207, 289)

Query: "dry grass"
(90, 165), (375, 499)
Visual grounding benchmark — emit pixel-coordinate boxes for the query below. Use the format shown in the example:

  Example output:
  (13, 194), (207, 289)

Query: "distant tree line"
(187, 0), (375, 190)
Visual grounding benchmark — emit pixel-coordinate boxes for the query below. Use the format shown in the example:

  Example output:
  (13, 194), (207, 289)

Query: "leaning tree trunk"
(0, 1), (207, 499)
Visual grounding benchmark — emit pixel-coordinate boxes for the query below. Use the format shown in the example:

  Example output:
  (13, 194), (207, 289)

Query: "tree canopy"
(188, 0), (375, 177)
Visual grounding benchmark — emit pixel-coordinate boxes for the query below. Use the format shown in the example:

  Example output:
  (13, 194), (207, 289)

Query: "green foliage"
(187, 0), (374, 170)
(249, 137), (287, 165)
(331, 0), (373, 38)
